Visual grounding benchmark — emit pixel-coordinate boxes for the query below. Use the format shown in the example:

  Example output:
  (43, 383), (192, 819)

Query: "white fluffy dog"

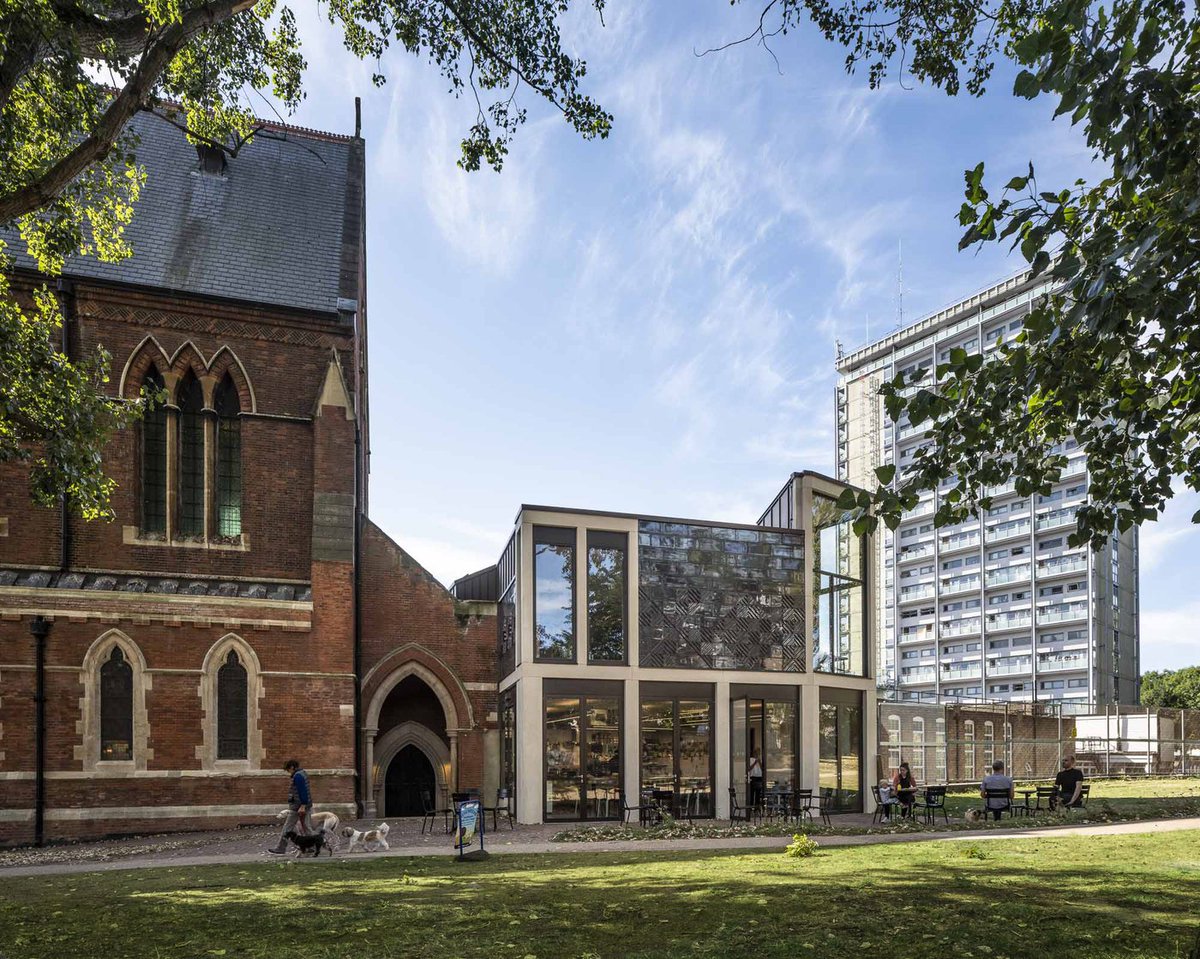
(275, 809), (341, 835)
(341, 821), (390, 853)
(965, 808), (982, 823)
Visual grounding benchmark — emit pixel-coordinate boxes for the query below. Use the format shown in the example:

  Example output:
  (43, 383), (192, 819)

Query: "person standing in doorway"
(267, 759), (313, 855)
(747, 750), (765, 812)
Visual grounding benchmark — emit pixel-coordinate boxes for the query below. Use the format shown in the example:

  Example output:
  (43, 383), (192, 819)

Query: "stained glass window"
(177, 373), (205, 537)
(141, 366), (167, 534)
(100, 647), (133, 761)
(214, 375), (242, 537)
(217, 650), (248, 760)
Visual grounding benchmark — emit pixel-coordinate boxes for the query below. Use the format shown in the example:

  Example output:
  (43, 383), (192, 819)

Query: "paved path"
(3, 816), (1198, 879)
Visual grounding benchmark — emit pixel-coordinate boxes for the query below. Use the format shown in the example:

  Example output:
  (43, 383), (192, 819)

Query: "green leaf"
(1013, 70), (1041, 99)
(874, 464), (896, 485)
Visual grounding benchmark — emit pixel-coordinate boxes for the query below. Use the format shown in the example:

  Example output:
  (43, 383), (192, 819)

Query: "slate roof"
(0, 568), (311, 602)
(3, 111), (364, 317)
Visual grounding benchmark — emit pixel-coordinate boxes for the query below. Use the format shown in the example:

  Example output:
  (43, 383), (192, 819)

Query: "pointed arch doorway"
(373, 721), (452, 817)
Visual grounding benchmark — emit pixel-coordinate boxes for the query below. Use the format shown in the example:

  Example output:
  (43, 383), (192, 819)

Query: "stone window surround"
(76, 629), (153, 773)
(123, 338), (254, 548)
(196, 633), (264, 772)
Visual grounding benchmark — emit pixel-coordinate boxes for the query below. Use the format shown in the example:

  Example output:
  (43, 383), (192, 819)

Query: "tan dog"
(275, 809), (340, 835)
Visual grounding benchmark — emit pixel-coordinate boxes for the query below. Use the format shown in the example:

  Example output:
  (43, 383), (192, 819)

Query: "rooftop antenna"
(897, 238), (904, 329)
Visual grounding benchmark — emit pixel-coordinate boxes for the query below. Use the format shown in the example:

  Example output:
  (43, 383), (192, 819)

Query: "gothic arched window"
(177, 372), (205, 537)
(216, 649), (248, 760)
(100, 647), (133, 761)
(141, 365), (167, 534)
(214, 374), (242, 537)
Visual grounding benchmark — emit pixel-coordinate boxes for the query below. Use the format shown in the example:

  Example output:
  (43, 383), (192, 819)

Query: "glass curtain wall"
(812, 494), (867, 676)
(640, 690), (713, 819)
(544, 683), (621, 821)
(499, 687), (516, 806)
(587, 530), (627, 663)
(534, 526), (575, 661)
(730, 691), (798, 808)
(819, 689), (864, 811)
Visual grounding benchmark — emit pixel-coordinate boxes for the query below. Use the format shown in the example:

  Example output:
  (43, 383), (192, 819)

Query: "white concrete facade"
(835, 272), (1140, 707)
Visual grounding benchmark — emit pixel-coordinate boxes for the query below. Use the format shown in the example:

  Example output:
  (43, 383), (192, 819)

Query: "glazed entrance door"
(819, 693), (864, 812)
(544, 693), (622, 821)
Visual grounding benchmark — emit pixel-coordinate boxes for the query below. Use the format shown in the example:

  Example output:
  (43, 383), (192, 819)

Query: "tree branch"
(0, 0), (259, 224)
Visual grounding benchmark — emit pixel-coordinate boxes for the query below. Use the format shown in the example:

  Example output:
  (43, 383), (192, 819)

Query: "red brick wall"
(359, 520), (498, 791)
(0, 277), (360, 846)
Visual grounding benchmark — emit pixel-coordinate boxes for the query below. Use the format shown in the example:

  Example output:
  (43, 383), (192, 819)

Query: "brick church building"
(0, 110), (499, 844)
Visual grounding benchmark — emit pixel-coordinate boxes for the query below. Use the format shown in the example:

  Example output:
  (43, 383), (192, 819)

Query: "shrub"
(785, 834), (819, 858)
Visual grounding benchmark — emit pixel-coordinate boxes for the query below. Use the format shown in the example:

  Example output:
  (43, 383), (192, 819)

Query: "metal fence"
(877, 700), (1200, 785)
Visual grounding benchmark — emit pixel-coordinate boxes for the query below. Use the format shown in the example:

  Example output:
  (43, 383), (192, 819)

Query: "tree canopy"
(0, 0), (610, 518)
(1140, 666), (1200, 709)
(728, 0), (1200, 549)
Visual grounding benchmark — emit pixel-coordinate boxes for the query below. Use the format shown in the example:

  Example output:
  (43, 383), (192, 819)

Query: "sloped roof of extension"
(0, 568), (311, 602)
(3, 110), (364, 317)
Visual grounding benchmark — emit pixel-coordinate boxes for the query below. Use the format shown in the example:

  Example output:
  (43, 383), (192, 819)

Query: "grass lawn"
(3, 830), (1200, 959)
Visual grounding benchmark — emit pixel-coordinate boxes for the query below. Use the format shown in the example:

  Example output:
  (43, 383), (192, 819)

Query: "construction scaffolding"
(877, 700), (1200, 785)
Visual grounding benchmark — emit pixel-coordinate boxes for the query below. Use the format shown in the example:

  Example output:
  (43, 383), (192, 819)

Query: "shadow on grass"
(2, 836), (1199, 959)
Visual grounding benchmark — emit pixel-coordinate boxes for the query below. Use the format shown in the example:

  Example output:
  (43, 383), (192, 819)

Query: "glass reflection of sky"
(535, 542), (575, 659)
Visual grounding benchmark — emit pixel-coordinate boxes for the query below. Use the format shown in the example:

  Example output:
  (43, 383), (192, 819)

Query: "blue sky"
(277, 2), (1197, 672)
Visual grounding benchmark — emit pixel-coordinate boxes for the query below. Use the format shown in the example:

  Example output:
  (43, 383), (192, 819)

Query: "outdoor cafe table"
(1017, 788), (1038, 813)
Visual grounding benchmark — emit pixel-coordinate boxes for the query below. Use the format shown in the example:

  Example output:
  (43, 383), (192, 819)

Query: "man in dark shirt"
(267, 759), (313, 854)
(1053, 756), (1085, 809)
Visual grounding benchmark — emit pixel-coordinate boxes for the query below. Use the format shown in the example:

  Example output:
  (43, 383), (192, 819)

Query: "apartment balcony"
(1037, 602), (1088, 625)
(941, 664), (983, 681)
(939, 531), (980, 553)
(987, 612), (1032, 632)
(1035, 507), (1078, 531)
(898, 629), (936, 645)
(986, 519), (1031, 543)
(898, 543), (935, 563)
(899, 584), (936, 603)
(1036, 556), (1088, 578)
(1038, 655), (1089, 673)
(941, 577), (981, 596)
(899, 667), (937, 684)
(907, 501), (936, 520)
(986, 564), (1032, 588)
(1061, 455), (1087, 479)
(940, 618), (982, 638)
(987, 659), (1033, 677)
(983, 479), (1019, 498)
(897, 422), (930, 442)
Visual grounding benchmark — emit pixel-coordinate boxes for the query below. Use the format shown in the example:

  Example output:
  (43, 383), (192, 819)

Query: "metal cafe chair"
(728, 786), (752, 823)
(815, 789), (834, 827)
(871, 785), (896, 824)
(620, 790), (657, 827)
(983, 788), (1021, 818)
(913, 786), (948, 825)
(484, 788), (514, 831)
(791, 788), (815, 823)
(420, 789), (452, 835)
(1033, 785), (1058, 813)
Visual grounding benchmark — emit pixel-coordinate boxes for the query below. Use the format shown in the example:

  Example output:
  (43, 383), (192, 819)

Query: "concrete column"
(714, 679), (730, 818)
(800, 684), (821, 791)
(623, 678), (639, 813)
(517, 679), (542, 824)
